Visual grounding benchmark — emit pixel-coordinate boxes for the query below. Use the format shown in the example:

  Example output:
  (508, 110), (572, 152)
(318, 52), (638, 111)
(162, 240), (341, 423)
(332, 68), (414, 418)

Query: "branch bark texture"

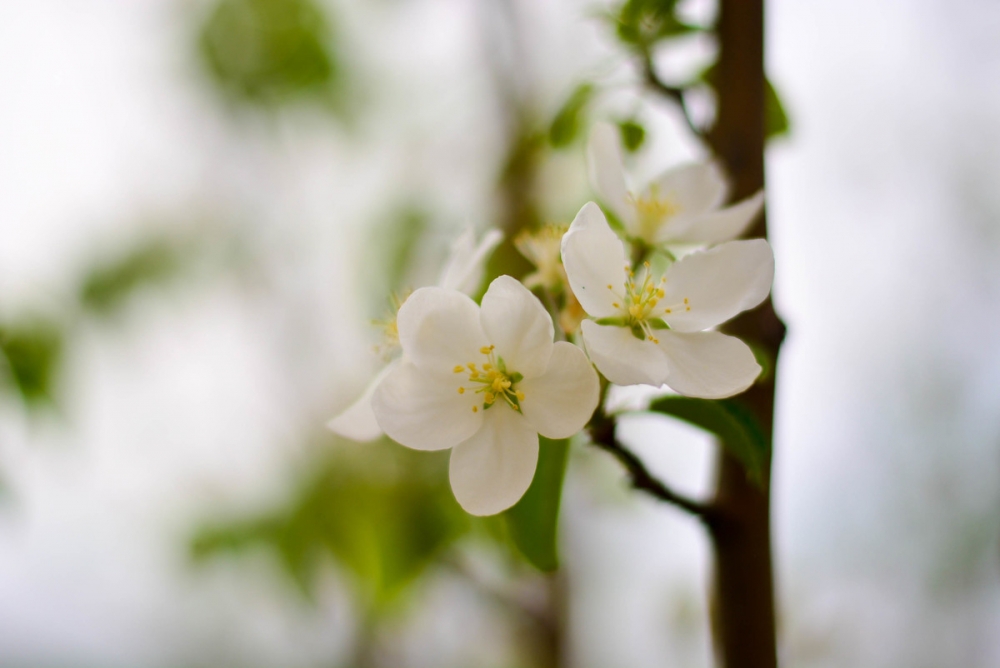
(704, 1), (783, 667)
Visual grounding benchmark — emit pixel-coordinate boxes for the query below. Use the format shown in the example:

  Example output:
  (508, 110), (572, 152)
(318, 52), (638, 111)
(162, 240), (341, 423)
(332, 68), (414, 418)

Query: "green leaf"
(549, 84), (595, 148)
(191, 440), (470, 608)
(80, 235), (187, 316)
(0, 319), (63, 406)
(617, 120), (646, 152)
(198, 0), (339, 106)
(647, 396), (769, 485)
(504, 437), (570, 571)
(765, 77), (790, 140)
(614, 0), (696, 48)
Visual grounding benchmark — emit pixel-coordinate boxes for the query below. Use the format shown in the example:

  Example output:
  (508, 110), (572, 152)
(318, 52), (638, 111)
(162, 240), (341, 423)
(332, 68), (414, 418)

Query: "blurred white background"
(1, 0), (998, 666)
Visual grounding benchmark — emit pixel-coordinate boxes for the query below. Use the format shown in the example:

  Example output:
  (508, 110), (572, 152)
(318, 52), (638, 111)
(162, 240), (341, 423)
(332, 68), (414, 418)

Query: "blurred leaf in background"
(192, 438), (471, 610)
(0, 318), (64, 407)
(613, 0), (696, 49)
(549, 83), (594, 149)
(80, 234), (189, 316)
(765, 77), (791, 140)
(198, 0), (340, 108)
(617, 118), (646, 153)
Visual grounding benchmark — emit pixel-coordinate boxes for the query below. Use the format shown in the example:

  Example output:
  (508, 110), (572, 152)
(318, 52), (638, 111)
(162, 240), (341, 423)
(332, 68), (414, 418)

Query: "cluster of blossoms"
(329, 124), (774, 516)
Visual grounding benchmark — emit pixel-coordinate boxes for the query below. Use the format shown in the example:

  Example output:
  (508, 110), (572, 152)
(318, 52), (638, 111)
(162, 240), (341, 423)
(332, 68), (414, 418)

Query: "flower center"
(605, 262), (691, 344)
(453, 345), (524, 413)
(631, 186), (680, 242)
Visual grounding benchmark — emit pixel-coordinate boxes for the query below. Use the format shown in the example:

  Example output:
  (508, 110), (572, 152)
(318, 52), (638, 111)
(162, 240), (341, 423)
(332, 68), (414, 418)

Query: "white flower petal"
(580, 320), (670, 387)
(372, 360), (483, 451)
(519, 341), (599, 439)
(326, 359), (400, 441)
(397, 286), (488, 371)
(671, 191), (765, 245)
(438, 227), (504, 295)
(648, 161), (728, 220)
(561, 202), (627, 319)
(661, 239), (774, 332)
(658, 330), (761, 399)
(587, 122), (632, 227)
(480, 276), (554, 379)
(449, 407), (539, 516)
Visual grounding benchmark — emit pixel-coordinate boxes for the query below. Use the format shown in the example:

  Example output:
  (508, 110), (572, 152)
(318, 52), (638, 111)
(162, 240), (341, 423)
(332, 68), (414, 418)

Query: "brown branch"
(588, 415), (716, 521)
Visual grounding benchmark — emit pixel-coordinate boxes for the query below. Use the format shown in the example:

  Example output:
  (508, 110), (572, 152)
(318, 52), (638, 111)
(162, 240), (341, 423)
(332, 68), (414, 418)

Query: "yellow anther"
(656, 289), (665, 298)
(483, 363), (493, 371)
(684, 298), (689, 304)
(467, 363), (477, 370)
(612, 302), (620, 308)
(472, 406), (478, 413)
(480, 346), (491, 354)
(515, 390), (524, 401)
(453, 365), (464, 373)
(484, 392), (495, 405)
(458, 387), (465, 394)
(607, 284), (613, 290)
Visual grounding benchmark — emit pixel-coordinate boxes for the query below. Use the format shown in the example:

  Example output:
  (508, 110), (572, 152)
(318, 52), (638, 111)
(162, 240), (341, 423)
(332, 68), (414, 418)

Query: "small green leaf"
(0, 319), (63, 406)
(647, 396), (769, 485)
(618, 120), (646, 152)
(80, 236), (187, 315)
(614, 0), (696, 48)
(765, 77), (790, 140)
(504, 437), (570, 571)
(199, 0), (339, 106)
(549, 84), (595, 148)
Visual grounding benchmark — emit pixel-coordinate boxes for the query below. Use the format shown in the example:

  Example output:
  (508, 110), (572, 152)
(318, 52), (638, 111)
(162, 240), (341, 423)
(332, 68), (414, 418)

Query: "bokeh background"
(1, 0), (999, 666)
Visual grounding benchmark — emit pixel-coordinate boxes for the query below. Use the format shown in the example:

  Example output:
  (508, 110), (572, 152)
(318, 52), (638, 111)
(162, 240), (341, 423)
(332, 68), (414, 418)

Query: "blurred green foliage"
(80, 235), (188, 316)
(617, 119), (647, 152)
(192, 439), (471, 609)
(199, 0), (339, 106)
(613, 0), (696, 49)
(0, 319), (64, 407)
(648, 396), (769, 486)
(504, 437), (570, 572)
(549, 84), (595, 149)
(764, 77), (791, 140)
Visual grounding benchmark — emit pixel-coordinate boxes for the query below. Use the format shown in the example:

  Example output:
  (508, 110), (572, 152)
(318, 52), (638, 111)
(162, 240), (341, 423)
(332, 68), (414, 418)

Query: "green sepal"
(630, 325), (646, 341)
(648, 318), (670, 330)
(510, 372), (524, 384)
(504, 437), (571, 571)
(595, 316), (627, 327)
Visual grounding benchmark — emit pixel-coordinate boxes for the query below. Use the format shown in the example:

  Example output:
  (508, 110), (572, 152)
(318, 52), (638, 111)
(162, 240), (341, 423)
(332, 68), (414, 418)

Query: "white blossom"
(326, 227), (502, 441)
(371, 276), (599, 515)
(588, 122), (764, 247)
(561, 202), (773, 399)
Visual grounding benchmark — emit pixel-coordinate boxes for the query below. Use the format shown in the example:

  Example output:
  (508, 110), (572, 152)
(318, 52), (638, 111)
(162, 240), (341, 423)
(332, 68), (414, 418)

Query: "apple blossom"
(371, 276), (600, 515)
(561, 201), (773, 399)
(326, 227), (502, 441)
(588, 122), (765, 247)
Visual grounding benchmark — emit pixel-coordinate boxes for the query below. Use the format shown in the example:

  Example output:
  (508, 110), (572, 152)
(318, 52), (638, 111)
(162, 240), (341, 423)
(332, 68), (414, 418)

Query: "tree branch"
(588, 416), (716, 521)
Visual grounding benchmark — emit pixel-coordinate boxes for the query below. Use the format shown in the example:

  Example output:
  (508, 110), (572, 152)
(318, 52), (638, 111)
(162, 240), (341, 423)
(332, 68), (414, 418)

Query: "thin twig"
(640, 50), (704, 140)
(589, 415), (716, 521)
